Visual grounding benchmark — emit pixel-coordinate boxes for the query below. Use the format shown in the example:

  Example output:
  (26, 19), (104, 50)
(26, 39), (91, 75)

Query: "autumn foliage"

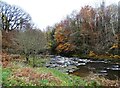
(80, 5), (95, 31)
(54, 24), (75, 54)
(47, 3), (119, 57)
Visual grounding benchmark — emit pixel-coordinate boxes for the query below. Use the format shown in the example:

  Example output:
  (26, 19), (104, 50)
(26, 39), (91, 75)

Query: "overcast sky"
(3, 0), (119, 30)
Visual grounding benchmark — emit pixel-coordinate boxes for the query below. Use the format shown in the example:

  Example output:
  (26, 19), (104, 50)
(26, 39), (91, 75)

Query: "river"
(46, 56), (120, 80)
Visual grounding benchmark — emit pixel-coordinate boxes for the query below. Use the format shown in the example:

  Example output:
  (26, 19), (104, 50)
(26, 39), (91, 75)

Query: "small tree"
(16, 29), (47, 66)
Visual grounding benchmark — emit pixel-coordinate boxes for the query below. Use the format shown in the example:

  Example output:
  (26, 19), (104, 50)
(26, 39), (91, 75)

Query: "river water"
(72, 59), (120, 80)
(46, 56), (120, 80)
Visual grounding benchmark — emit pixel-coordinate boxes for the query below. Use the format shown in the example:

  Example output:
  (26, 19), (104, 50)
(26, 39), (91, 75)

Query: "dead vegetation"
(1, 53), (22, 68)
(13, 67), (61, 85)
(82, 72), (120, 87)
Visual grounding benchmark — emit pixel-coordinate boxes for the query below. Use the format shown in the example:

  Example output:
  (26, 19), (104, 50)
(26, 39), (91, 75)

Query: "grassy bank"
(2, 65), (98, 86)
(4, 53), (120, 87)
(2, 57), (99, 87)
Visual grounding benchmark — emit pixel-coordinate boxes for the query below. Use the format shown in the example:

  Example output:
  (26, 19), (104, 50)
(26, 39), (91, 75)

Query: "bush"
(89, 51), (96, 57)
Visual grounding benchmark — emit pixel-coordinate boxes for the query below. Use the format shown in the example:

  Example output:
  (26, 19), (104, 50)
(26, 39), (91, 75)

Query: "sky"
(2, 0), (120, 30)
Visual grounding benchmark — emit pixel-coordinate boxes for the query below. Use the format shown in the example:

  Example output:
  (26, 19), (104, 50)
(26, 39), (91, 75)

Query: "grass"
(28, 56), (50, 67)
(2, 68), (12, 86)
(2, 66), (87, 86)
(2, 55), (100, 87)
(36, 67), (86, 86)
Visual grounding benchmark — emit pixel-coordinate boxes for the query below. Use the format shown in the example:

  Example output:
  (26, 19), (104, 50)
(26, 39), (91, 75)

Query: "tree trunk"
(33, 55), (35, 68)
(26, 54), (29, 63)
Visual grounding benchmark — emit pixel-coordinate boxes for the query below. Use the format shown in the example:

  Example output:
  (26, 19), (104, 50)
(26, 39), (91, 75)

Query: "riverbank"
(1, 53), (120, 87)
(79, 72), (120, 87)
(1, 53), (97, 87)
(45, 55), (120, 87)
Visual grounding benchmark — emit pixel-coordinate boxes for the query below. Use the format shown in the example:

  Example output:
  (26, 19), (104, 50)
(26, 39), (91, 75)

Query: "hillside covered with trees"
(46, 2), (120, 58)
(0, 0), (120, 87)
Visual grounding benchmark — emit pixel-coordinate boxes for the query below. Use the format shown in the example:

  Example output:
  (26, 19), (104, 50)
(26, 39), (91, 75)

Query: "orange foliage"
(113, 55), (120, 59)
(89, 51), (96, 57)
(56, 43), (74, 53)
(110, 43), (119, 50)
(80, 5), (95, 31)
(54, 24), (74, 53)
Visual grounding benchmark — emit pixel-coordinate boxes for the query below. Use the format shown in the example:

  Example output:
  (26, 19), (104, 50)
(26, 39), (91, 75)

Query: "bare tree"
(16, 29), (47, 64)
(0, 1), (31, 32)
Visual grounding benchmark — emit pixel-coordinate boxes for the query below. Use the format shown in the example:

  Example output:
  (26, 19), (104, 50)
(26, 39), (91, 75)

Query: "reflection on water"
(72, 59), (120, 80)
(48, 56), (120, 80)
(72, 66), (90, 77)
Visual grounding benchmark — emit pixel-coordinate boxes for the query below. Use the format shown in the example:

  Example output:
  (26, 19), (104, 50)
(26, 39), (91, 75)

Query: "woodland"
(0, 1), (120, 87)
